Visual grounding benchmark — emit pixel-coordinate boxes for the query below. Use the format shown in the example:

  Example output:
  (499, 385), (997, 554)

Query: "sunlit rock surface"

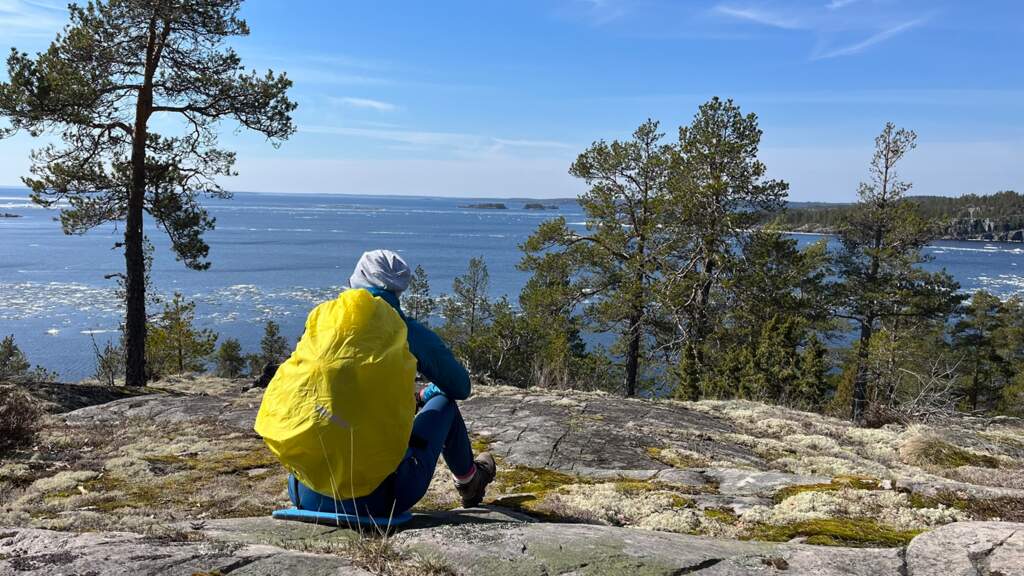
(2, 378), (1023, 574)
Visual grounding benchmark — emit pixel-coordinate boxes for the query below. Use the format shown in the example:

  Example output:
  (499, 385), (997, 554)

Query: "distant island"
(777, 190), (1024, 242)
(461, 203), (508, 210)
(524, 203), (558, 210)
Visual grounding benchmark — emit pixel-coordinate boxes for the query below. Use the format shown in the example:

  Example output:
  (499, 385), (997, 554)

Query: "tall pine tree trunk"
(123, 110), (149, 386)
(123, 168), (146, 386)
(853, 228), (884, 423)
(692, 253), (716, 370)
(124, 22), (158, 387)
(852, 319), (874, 424)
(624, 310), (642, 397)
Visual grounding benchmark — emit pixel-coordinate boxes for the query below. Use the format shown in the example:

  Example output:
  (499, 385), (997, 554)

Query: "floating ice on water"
(0, 282), (121, 320)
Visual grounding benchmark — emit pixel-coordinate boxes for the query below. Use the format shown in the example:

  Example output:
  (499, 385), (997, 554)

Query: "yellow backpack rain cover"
(254, 288), (416, 499)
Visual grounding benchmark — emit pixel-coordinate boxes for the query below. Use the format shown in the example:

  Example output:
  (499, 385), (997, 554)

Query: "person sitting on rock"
(280, 249), (496, 516)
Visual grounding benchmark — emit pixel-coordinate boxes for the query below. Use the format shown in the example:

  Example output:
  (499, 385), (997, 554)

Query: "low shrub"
(0, 386), (42, 453)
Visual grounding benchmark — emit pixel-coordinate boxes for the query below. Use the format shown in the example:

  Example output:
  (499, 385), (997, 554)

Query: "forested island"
(460, 202), (508, 209)
(777, 190), (1024, 241)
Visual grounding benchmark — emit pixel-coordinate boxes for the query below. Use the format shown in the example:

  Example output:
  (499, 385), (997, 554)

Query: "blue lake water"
(2, 187), (1022, 381)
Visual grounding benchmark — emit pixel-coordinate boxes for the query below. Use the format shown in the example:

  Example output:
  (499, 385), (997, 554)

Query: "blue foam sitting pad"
(272, 507), (413, 528)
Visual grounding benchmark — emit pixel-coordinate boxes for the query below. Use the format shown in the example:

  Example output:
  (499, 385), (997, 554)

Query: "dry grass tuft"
(344, 536), (456, 576)
(899, 433), (1001, 469)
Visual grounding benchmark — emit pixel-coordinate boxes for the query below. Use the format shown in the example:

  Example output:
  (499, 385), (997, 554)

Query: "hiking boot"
(455, 453), (496, 508)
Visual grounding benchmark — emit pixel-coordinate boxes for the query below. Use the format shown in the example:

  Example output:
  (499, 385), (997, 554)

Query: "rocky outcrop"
(0, 525), (371, 575)
(3, 517), (1022, 575)
(5, 379), (1024, 574)
(396, 516), (905, 576)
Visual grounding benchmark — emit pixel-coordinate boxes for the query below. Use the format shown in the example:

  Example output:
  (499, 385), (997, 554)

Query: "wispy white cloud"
(333, 97), (398, 112)
(813, 17), (927, 59)
(0, 0), (66, 38)
(712, 3), (931, 61)
(713, 5), (804, 30)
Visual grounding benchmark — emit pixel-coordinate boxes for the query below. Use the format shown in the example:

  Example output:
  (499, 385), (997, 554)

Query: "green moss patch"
(745, 518), (921, 548)
(703, 508), (739, 525)
(470, 435), (494, 454)
(496, 466), (583, 495)
(773, 476), (882, 504)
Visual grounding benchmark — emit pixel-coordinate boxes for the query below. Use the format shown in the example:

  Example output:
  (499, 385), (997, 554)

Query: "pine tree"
(832, 123), (963, 424)
(0, 335), (57, 383)
(215, 338), (246, 378)
(521, 120), (675, 396)
(750, 316), (803, 403)
(951, 292), (1020, 411)
(794, 335), (831, 411)
(441, 256), (493, 349)
(0, 0), (296, 386)
(402, 265), (436, 324)
(661, 98), (789, 397)
(0, 335), (31, 381)
(681, 228), (830, 404)
(258, 321), (290, 366)
(146, 292), (217, 378)
(517, 246), (588, 388)
(674, 345), (703, 401)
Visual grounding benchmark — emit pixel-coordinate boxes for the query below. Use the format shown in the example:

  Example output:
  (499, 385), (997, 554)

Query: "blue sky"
(1, 0), (1022, 200)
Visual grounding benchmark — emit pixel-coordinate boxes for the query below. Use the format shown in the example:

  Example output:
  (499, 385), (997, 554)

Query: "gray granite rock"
(64, 392), (261, 432)
(461, 392), (767, 473)
(2, 514), (910, 576)
(0, 526), (370, 575)
(906, 521), (1024, 576)
(397, 520), (905, 576)
(703, 468), (831, 496)
(60, 386), (766, 482)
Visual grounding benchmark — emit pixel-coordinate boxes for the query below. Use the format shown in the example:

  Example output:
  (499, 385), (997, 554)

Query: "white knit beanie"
(348, 249), (412, 295)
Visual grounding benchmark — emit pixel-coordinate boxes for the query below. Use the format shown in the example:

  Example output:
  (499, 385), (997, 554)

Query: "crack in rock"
(967, 530), (1017, 576)
(217, 553), (273, 574)
(546, 425), (571, 468)
(669, 558), (722, 574)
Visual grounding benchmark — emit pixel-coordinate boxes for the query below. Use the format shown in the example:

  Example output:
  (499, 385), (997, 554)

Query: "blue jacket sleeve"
(406, 318), (471, 400)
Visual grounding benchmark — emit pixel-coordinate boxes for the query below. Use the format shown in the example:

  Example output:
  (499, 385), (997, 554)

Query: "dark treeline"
(414, 101), (1023, 425)
(778, 190), (1024, 241)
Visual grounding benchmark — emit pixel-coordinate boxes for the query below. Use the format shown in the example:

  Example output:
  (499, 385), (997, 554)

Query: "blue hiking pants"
(288, 394), (474, 517)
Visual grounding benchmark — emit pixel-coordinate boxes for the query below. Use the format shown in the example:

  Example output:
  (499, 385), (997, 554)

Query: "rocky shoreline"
(781, 223), (1024, 243)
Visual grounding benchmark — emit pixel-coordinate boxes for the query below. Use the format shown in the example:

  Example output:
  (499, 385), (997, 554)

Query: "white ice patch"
(0, 282), (121, 320)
